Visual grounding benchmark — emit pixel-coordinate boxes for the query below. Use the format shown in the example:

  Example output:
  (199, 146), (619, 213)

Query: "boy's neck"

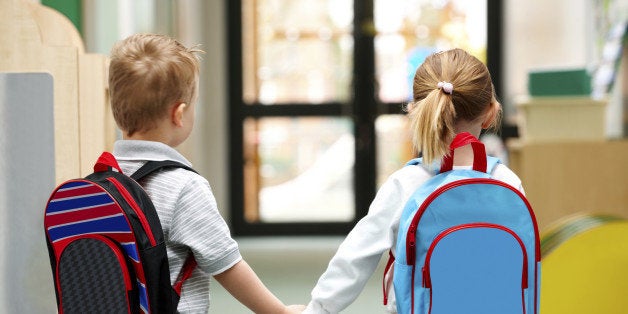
(123, 128), (176, 148)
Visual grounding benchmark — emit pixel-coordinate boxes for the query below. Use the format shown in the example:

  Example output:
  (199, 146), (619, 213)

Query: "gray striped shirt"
(114, 140), (241, 313)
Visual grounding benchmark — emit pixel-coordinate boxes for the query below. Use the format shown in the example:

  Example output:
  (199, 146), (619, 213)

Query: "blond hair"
(407, 48), (501, 165)
(109, 33), (202, 136)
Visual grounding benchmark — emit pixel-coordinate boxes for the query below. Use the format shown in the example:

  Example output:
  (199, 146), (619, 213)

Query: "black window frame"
(226, 0), (504, 236)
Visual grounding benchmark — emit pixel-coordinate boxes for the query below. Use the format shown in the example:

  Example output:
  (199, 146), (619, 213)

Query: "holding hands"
(283, 304), (306, 313)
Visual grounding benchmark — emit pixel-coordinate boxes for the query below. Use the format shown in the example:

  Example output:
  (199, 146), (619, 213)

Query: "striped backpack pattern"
(383, 133), (541, 314)
(45, 152), (197, 314)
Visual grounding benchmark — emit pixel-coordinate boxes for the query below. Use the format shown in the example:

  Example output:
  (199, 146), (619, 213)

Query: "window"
(227, 0), (502, 235)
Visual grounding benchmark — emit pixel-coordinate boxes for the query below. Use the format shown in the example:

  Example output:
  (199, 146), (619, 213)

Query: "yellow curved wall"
(541, 215), (628, 313)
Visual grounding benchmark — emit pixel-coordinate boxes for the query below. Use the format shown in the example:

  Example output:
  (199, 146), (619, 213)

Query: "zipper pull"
(407, 240), (416, 265)
(407, 227), (417, 265)
(422, 266), (431, 288)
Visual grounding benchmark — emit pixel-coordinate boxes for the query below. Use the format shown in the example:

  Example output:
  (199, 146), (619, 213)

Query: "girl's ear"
(481, 101), (499, 129)
(171, 102), (187, 127)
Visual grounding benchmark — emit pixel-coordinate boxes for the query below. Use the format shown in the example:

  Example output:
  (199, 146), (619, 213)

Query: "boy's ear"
(171, 102), (187, 127)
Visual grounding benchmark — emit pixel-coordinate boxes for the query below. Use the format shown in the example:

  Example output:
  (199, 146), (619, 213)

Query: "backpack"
(382, 132), (541, 314)
(44, 152), (198, 314)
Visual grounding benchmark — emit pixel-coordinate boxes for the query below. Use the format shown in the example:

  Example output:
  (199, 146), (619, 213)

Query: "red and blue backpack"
(383, 133), (541, 314)
(44, 152), (197, 314)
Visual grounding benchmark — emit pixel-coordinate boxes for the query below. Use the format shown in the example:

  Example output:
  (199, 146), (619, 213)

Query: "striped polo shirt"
(114, 140), (242, 313)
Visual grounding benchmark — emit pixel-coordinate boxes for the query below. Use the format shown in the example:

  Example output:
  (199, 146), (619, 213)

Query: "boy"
(108, 33), (304, 313)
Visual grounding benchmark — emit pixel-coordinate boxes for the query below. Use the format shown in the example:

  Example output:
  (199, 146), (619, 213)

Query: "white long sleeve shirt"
(304, 162), (524, 314)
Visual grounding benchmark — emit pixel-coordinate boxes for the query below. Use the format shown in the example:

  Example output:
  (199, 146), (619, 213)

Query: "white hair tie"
(437, 81), (454, 94)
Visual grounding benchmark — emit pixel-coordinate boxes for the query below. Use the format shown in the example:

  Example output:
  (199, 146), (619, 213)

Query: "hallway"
(211, 237), (388, 313)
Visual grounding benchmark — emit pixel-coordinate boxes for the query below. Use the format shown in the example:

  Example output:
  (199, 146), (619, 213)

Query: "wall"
(81, 0), (231, 218)
(190, 0), (230, 221)
(503, 0), (591, 117)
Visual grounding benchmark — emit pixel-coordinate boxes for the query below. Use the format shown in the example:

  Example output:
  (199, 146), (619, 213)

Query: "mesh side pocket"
(58, 237), (137, 314)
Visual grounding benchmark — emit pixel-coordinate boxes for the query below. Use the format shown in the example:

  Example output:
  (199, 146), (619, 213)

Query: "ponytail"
(409, 89), (456, 166)
(408, 49), (497, 167)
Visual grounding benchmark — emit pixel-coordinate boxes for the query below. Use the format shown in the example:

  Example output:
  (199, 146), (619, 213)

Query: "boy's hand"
(283, 304), (306, 313)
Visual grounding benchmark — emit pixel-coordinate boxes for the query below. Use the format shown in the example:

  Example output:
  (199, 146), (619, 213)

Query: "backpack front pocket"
(423, 223), (528, 314)
(57, 235), (139, 314)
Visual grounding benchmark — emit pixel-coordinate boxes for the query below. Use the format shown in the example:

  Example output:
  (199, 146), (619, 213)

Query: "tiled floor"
(209, 236), (389, 313)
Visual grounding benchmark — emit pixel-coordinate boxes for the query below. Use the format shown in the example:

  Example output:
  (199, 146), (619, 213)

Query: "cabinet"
(508, 140), (628, 231)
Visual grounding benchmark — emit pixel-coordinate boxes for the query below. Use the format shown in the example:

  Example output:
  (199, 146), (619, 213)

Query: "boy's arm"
(214, 259), (305, 314)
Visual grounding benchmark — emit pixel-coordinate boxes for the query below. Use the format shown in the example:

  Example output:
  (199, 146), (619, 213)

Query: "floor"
(209, 236), (389, 313)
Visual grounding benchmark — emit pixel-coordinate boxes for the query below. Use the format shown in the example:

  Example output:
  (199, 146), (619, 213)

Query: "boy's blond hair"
(109, 33), (202, 136)
(407, 48), (501, 165)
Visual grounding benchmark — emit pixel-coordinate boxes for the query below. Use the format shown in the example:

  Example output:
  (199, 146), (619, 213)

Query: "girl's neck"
(452, 120), (483, 167)
(452, 145), (475, 166)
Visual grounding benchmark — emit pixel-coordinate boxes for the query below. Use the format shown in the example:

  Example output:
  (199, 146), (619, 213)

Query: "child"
(302, 48), (524, 314)
(109, 33), (304, 314)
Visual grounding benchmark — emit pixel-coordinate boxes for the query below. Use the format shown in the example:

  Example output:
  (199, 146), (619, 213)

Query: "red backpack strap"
(382, 250), (395, 305)
(439, 132), (487, 173)
(94, 152), (123, 173)
(173, 254), (197, 295)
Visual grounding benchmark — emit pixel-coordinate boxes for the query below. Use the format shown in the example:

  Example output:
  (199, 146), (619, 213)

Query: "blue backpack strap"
(405, 157), (422, 166)
(405, 157), (442, 175)
(486, 156), (501, 174)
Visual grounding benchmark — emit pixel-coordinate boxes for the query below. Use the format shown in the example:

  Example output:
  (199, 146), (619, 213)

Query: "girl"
(302, 48), (524, 314)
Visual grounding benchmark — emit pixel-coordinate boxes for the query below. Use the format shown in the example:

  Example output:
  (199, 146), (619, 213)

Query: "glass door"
(227, 0), (497, 235)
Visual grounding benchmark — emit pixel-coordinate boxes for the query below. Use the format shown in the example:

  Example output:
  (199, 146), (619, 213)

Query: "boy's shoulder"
(113, 140), (209, 188)
(117, 158), (206, 187)
(113, 140), (193, 170)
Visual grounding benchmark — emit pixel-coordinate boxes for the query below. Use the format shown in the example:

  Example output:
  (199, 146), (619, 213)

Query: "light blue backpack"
(383, 133), (540, 314)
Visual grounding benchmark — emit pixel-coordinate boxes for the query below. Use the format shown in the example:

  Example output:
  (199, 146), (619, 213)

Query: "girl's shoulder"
(491, 163), (524, 193)
(384, 160), (524, 195)
(385, 162), (435, 192)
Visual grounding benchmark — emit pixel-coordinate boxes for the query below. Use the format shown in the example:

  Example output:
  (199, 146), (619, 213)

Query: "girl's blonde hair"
(407, 48), (501, 165)
(109, 33), (202, 136)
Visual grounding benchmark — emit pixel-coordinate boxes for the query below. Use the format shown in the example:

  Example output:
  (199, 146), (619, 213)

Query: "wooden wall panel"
(0, 0), (113, 182)
(509, 140), (628, 231)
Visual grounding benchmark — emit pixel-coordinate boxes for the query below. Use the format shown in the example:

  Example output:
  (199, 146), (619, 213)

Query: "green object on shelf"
(528, 68), (591, 96)
(41, 0), (82, 35)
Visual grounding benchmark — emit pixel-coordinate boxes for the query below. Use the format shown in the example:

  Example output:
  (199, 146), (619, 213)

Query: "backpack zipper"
(56, 234), (134, 314)
(422, 223), (528, 289)
(421, 223), (528, 314)
(405, 178), (540, 265)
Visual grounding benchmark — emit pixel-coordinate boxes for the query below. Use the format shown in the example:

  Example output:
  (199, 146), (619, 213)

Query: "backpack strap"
(440, 132), (486, 173)
(130, 160), (197, 181)
(173, 254), (198, 295)
(405, 158), (423, 166)
(382, 250), (395, 305)
(129, 159), (199, 295)
(405, 133), (501, 175)
(486, 156), (501, 174)
(94, 152), (123, 173)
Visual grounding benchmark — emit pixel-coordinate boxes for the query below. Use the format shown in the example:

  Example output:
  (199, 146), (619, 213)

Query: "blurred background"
(1, 0), (627, 313)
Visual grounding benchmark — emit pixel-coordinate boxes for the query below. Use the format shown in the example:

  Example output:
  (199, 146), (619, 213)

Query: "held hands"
(283, 304), (306, 314)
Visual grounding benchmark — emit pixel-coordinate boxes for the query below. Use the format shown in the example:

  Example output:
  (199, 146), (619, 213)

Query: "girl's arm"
(214, 259), (305, 314)
(304, 170), (418, 313)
